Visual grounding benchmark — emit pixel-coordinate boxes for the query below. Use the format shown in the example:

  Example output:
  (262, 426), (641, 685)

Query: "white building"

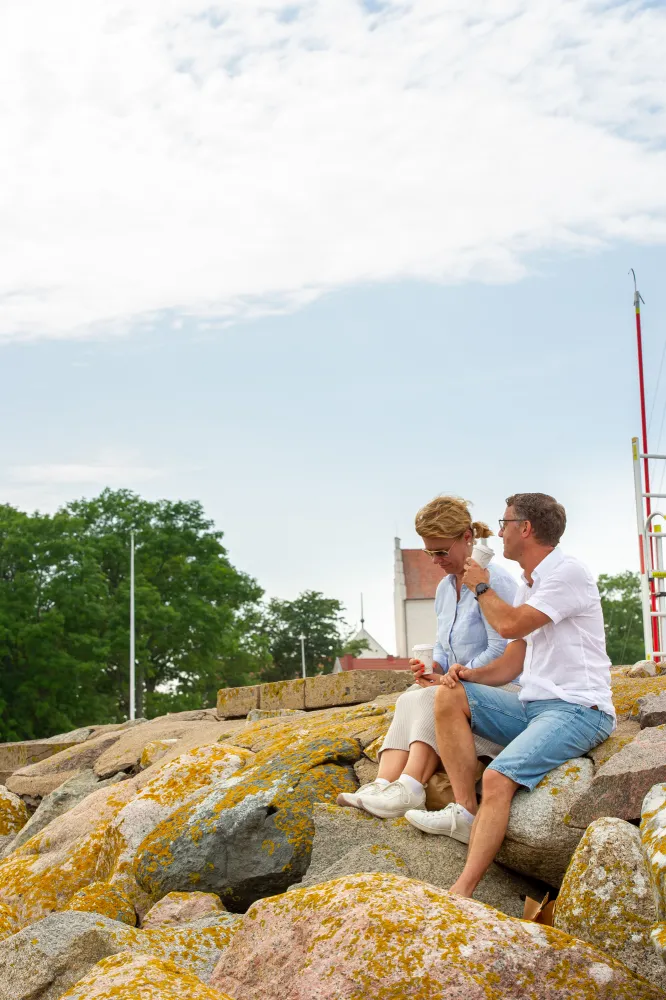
(394, 537), (445, 657)
(349, 626), (389, 658)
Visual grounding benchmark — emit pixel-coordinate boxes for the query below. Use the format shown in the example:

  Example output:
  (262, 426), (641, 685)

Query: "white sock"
(398, 773), (424, 795)
(456, 804), (476, 825)
(374, 777), (390, 788)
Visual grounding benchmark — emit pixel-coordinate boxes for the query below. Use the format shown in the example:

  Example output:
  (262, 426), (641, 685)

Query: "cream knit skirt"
(380, 682), (522, 761)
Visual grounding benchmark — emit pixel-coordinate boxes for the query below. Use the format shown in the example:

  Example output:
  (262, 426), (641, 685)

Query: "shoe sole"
(362, 799), (426, 820)
(336, 792), (361, 808)
(405, 812), (470, 843)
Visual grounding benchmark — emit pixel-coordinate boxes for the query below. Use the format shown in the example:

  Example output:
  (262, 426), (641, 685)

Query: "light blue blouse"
(432, 563), (518, 671)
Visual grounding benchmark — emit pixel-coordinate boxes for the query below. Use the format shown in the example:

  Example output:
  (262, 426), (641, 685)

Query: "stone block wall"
(216, 670), (412, 719)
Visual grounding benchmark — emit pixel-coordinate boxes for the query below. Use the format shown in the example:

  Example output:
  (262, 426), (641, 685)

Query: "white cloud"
(7, 453), (162, 486)
(1, 0), (665, 339)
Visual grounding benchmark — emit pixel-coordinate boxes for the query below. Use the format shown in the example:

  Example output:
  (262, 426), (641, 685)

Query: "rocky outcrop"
(497, 758), (592, 886)
(58, 953), (232, 1000)
(210, 871), (664, 999)
(570, 726), (666, 827)
(554, 817), (663, 986)
(134, 734), (359, 911)
(639, 692), (666, 728)
(2, 769), (125, 856)
(302, 804), (543, 918)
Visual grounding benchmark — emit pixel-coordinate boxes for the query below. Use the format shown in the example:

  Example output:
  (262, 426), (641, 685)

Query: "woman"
(337, 495), (518, 819)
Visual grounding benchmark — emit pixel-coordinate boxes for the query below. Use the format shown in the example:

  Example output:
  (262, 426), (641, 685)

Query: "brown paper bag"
(523, 894), (555, 926)
(425, 759), (487, 811)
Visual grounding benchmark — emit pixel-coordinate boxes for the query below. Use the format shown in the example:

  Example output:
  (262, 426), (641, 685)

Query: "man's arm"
(462, 560), (551, 639)
(446, 639), (526, 688)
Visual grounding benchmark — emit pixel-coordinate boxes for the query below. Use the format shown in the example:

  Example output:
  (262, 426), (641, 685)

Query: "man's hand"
(442, 663), (473, 688)
(463, 557), (490, 593)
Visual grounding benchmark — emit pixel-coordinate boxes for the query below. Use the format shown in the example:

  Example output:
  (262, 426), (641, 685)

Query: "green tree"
(597, 571), (644, 666)
(65, 489), (268, 716)
(0, 490), (268, 740)
(0, 504), (116, 741)
(259, 590), (366, 682)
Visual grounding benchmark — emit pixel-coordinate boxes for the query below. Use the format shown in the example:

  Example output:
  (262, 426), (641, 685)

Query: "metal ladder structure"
(632, 437), (666, 662)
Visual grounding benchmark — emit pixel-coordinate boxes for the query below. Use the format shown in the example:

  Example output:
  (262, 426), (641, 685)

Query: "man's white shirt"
(512, 547), (616, 722)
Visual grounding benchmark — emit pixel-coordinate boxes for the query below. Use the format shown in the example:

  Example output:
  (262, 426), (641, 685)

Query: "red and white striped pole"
(631, 269), (660, 659)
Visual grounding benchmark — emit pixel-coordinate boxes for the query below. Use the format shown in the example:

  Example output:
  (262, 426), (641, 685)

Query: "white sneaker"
(337, 780), (387, 809)
(404, 803), (474, 843)
(359, 779), (426, 819)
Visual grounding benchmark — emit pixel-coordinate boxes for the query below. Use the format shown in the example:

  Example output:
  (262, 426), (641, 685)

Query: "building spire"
(360, 592), (365, 630)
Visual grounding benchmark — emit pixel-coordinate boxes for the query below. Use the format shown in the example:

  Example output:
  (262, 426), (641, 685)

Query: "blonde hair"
(414, 495), (492, 541)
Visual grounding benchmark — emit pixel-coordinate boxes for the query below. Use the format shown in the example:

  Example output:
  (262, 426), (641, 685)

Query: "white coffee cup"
(412, 643), (435, 674)
(471, 539), (494, 570)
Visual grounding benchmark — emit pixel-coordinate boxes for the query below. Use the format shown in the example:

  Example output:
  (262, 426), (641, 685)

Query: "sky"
(2, 0), (666, 653)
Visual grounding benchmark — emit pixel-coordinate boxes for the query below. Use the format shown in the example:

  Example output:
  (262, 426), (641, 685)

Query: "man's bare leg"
(377, 749), (408, 782)
(434, 684), (479, 816)
(450, 769), (519, 897)
(402, 741), (440, 785)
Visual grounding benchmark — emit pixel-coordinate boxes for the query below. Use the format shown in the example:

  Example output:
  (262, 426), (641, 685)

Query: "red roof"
(401, 549), (446, 600)
(337, 655), (411, 672)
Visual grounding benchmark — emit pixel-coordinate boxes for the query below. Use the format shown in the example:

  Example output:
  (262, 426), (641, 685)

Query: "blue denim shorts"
(460, 682), (616, 791)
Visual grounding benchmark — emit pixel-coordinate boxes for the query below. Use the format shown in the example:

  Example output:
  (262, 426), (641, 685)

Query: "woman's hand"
(441, 663), (472, 688)
(409, 658), (444, 688)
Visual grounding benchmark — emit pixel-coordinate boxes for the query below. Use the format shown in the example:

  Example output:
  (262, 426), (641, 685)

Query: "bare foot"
(449, 879), (475, 898)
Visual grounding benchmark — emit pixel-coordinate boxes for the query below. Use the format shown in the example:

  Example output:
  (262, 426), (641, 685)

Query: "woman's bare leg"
(377, 749), (408, 782)
(402, 741), (440, 784)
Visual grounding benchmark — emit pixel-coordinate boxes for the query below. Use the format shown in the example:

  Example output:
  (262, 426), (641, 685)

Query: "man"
(404, 493), (616, 899)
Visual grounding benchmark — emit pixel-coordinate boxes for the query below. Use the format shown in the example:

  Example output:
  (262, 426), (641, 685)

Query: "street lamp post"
(299, 633), (306, 680)
(129, 531), (136, 721)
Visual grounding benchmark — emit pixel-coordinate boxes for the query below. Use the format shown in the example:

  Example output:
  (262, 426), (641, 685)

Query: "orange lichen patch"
(0, 785), (29, 836)
(341, 705), (387, 720)
(211, 872), (664, 1000)
(363, 735), (384, 763)
(612, 674), (666, 719)
(65, 880), (137, 926)
(58, 951), (234, 1000)
(0, 900), (18, 942)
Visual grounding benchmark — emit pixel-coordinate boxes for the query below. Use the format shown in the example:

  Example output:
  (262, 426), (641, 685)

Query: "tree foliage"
(259, 590), (366, 682)
(0, 490), (267, 740)
(597, 571), (644, 666)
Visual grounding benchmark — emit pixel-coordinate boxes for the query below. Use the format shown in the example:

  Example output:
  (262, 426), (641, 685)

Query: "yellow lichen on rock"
(58, 951), (234, 1000)
(611, 674), (666, 719)
(0, 785), (29, 836)
(554, 816), (662, 985)
(0, 900), (18, 942)
(65, 880), (137, 926)
(140, 739), (179, 769)
(641, 782), (666, 919)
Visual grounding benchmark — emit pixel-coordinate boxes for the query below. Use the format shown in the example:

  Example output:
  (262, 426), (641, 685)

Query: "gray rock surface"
(353, 757), (379, 786)
(554, 817), (663, 987)
(639, 692), (666, 729)
(2, 769), (126, 857)
(569, 727), (666, 827)
(5, 732), (125, 800)
(301, 804), (544, 918)
(498, 758), (593, 886)
(0, 911), (135, 1000)
(297, 842), (409, 886)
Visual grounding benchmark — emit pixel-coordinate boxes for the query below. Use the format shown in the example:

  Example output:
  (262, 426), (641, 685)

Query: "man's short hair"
(506, 493), (566, 547)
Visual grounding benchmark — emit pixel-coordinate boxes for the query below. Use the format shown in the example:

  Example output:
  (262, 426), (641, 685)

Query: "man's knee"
(481, 767), (519, 802)
(434, 683), (468, 719)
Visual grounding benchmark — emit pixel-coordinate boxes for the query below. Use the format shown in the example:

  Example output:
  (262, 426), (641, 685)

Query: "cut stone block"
(304, 670), (412, 710)
(0, 741), (81, 785)
(569, 725), (666, 827)
(259, 679), (305, 711)
(216, 685), (260, 719)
